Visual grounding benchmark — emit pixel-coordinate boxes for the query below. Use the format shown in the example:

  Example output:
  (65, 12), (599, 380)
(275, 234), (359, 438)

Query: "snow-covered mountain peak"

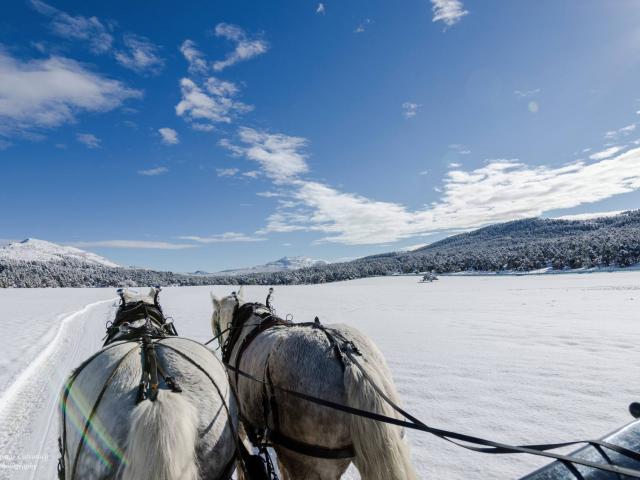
(217, 255), (328, 275)
(0, 238), (119, 267)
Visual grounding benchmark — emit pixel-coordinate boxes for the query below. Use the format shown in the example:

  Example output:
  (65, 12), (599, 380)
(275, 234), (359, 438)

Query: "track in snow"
(0, 299), (116, 480)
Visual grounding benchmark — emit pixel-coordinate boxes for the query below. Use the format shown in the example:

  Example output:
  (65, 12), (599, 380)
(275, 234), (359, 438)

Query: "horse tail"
(120, 390), (199, 480)
(343, 356), (418, 480)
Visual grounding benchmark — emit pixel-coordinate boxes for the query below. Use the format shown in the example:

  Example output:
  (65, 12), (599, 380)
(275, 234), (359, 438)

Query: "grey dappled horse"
(212, 287), (417, 480)
(58, 288), (238, 480)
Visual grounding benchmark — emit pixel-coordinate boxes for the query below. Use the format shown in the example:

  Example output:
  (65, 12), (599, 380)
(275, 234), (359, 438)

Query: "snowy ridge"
(216, 256), (328, 275)
(0, 238), (119, 267)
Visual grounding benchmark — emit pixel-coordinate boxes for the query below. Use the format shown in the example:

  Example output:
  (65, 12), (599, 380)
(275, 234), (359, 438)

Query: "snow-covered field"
(1, 273), (639, 479)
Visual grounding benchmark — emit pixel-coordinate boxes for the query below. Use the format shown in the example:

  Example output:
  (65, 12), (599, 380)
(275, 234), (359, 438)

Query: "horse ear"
(211, 292), (220, 309)
(237, 286), (245, 299)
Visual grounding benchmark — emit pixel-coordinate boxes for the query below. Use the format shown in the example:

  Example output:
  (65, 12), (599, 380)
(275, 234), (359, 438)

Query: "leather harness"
(223, 302), (356, 460)
(58, 296), (237, 480)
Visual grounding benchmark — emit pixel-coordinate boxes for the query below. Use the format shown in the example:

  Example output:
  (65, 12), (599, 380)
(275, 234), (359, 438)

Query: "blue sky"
(2, 0), (640, 272)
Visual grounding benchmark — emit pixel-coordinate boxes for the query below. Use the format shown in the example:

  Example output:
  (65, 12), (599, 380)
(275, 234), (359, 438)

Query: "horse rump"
(120, 389), (199, 480)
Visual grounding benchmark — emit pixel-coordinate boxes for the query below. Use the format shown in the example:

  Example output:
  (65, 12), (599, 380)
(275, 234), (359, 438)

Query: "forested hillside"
(2, 211), (639, 287)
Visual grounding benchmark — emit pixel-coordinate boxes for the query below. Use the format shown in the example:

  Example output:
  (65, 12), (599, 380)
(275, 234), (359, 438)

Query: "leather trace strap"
(224, 319), (640, 479)
(225, 305), (356, 460)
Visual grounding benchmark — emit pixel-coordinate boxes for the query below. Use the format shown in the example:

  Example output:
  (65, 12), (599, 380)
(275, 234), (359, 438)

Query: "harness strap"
(59, 341), (135, 479)
(225, 308), (356, 460)
(268, 430), (355, 459)
(233, 316), (287, 386)
(225, 363), (640, 478)
(70, 345), (139, 479)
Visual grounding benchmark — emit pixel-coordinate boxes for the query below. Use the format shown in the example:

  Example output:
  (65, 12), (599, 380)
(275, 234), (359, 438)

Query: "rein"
(219, 303), (640, 479)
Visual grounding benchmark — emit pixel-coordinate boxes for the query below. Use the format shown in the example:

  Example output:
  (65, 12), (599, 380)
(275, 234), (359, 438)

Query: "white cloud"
(158, 127), (179, 145)
(180, 39), (208, 75)
(72, 240), (194, 249)
(191, 123), (215, 132)
(76, 132), (100, 148)
(402, 243), (429, 251)
(514, 88), (541, 98)
(419, 170), (429, 176)
(604, 123), (636, 140)
(178, 232), (266, 243)
(402, 102), (421, 118)
(431, 0), (468, 27)
(449, 143), (471, 154)
(175, 77), (252, 129)
(220, 128), (309, 182)
(281, 149), (640, 244)
(29, 0), (114, 54)
(355, 19), (372, 33)
(216, 167), (239, 177)
(212, 23), (268, 72)
(316, 3), (326, 14)
(589, 145), (625, 160)
(114, 34), (164, 75)
(227, 126), (640, 245)
(257, 191), (282, 198)
(138, 166), (169, 176)
(243, 170), (260, 178)
(0, 50), (140, 134)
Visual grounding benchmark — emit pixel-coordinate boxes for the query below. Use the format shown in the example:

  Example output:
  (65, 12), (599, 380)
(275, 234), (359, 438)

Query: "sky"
(2, 0), (640, 272)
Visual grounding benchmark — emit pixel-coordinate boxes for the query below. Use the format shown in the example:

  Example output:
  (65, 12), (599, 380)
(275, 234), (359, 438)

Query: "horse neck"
(223, 305), (263, 357)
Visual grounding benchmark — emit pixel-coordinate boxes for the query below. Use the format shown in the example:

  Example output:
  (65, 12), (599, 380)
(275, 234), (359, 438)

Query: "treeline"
(2, 211), (640, 287)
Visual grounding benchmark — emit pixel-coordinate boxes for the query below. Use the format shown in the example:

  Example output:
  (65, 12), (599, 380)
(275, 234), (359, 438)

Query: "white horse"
(58, 289), (238, 480)
(211, 287), (417, 480)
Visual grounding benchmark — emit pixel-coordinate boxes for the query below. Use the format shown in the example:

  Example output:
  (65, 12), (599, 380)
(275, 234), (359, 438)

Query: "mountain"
(217, 256), (328, 275)
(0, 238), (119, 267)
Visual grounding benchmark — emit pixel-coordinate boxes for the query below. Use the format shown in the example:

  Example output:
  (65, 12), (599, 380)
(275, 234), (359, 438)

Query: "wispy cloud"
(604, 123), (636, 140)
(402, 102), (421, 118)
(114, 34), (164, 75)
(176, 77), (252, 129)
(355, 19), (372, 33)
(29, 0), (113, 54)
(71, 240), (194, 249)
(514, 88), (541, 98)
(589, 145), (625, 160)
(243, 170), (260, 178)
(223, 125), (640, 245)
(216, 167), (239, 177)
(76, 132), (100, 148)
(219, 128), (309, 183)
(138, 166), (169, 176)
(431, 0), (468, 27)
(316, 3), (326, 14)
(158, 127), (179, 145)
(449, 143), (471, 154)
(212, 23), (268, 72)
(180, 39), (209, 75)
(0, 50), (140, 135)
(178, 232), (266, 243)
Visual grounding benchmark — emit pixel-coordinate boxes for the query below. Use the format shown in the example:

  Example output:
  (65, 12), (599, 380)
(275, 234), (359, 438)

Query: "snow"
(0, 238), (119, 267)
(217, 256), (327, 275)
(1, 273), (640, 479)
(553, 210), (624, 221)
